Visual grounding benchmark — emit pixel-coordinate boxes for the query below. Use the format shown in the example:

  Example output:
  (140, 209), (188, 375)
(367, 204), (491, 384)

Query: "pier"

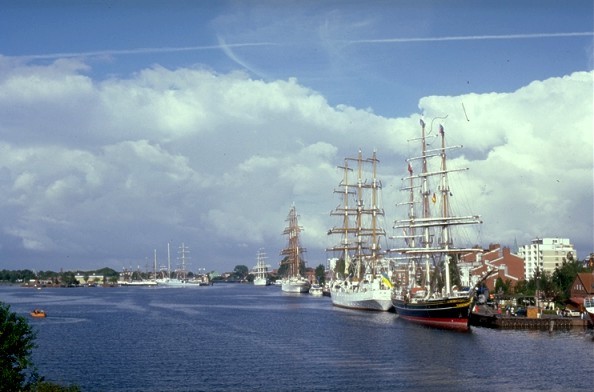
(470, 305), (592, 331)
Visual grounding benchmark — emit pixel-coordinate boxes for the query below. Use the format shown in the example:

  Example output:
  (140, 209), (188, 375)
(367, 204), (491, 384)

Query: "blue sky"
(0, 1), (592, 273)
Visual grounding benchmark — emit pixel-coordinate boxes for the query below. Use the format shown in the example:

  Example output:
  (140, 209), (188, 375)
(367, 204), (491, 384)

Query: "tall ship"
(279, 205), (311, 293)
(391, 119), (482, 330)
(156, 243), (194, 287)
(327, 150), (393, 311)
(252, 248), (270, 286)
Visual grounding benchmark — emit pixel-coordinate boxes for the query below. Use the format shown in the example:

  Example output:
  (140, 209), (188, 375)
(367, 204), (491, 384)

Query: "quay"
(470, 305), (592, 331)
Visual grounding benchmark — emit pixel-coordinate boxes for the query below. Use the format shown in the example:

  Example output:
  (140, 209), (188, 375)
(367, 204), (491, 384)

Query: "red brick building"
(462, 244), (525, 292)
(569, 271), (594, 309)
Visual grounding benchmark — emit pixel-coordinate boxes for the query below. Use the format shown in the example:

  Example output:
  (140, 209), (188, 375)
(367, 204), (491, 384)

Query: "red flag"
(407, 162), (413, 175)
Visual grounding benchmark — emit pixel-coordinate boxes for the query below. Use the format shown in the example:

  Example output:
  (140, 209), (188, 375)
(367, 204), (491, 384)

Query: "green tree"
(60, 272), (78, 287)
(0, 302), (39, 390)
(495, 277), (512, 295)
(232, 265), (249, 280)
(552, 260), (585, 302)
(314, 264), (326, 285)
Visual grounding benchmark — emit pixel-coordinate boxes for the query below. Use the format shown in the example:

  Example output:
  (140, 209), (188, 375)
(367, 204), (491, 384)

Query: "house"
(569, 271), (594, 309)
(461, 244), (525, 293)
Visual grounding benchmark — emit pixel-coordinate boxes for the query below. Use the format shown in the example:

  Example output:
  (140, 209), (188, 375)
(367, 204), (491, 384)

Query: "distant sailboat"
(156, 243), (192, 287)
(279, 205), (311, 293)
(252, 249), (271, 286)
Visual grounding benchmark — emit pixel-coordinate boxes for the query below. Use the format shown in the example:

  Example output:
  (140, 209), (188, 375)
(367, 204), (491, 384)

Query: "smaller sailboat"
(279, 205), (311, 293)
(252, 249), (271, 286)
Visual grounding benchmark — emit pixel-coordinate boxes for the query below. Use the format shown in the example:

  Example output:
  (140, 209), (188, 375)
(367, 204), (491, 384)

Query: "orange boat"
(30, 309), (46, 318)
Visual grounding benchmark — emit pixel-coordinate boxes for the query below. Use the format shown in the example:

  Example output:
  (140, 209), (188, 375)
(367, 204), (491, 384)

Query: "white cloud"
(0, 59), (591, 271)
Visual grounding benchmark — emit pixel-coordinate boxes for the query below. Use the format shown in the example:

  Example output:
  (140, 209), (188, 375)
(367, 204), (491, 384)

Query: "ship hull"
(281, 278), (310, 293)
(393, 296), (472, 331)
(584, 297), (594, 326)
(331, 286), (393, 311)
(253, 277), (269, 286)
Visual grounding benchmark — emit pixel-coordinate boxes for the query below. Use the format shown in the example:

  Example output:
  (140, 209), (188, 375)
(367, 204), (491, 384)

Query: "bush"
(0, 301), (39, 390)
(0, 302), (80, 391)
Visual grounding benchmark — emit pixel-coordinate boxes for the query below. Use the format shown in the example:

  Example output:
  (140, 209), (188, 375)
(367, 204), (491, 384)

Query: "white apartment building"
(518, 238), (576, 280)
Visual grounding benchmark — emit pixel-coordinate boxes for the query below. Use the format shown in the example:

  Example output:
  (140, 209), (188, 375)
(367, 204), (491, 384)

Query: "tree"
(314, 264), (326, 285)
(552, 260), (585, 303)
(232, 265), (249, 281)
(0, 302), (39, 390)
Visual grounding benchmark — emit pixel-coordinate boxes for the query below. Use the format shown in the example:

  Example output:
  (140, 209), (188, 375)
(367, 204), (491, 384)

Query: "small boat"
(584, 296), (594, 326)
(309, 284), (323, 296)
(30, 309), (46, 318)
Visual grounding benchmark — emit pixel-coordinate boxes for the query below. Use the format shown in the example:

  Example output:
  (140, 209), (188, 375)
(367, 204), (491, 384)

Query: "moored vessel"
(327, 150), (393, 311)
(391, 119), (482, 330)
(279, 205), (310, 293)
(252, 248), (271, 286)
(584, 296), (594, 326)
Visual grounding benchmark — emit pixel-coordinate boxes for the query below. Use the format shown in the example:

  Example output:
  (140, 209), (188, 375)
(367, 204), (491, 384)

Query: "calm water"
(1, 284), (592, 392)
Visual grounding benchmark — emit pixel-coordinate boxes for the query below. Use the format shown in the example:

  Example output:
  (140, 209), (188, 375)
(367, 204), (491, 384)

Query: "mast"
(392, 119), (481, 297)
(167, 242), (171, 279)
(281, 205), (306, 278)
(178, 243), (189, 281)
(328, 150), (386, 281)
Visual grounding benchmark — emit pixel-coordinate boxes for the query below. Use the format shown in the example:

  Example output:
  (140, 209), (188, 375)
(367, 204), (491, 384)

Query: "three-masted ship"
(391, 119), (482, 330)
(327, 150), (393, 311)
(279, 205), (311, 293)
(252, 248), (270, 286)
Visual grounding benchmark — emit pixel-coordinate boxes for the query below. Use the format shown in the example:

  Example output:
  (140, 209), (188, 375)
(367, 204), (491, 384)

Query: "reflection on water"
(1, 285), (592, 392)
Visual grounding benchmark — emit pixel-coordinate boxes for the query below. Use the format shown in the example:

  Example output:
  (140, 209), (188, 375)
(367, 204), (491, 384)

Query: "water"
(1, 285), (592, 392)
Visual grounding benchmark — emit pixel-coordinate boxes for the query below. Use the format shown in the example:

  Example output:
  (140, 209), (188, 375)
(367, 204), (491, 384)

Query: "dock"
(470, 305), (592, 331)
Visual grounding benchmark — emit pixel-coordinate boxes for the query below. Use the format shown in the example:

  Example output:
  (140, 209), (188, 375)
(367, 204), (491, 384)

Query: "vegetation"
(232, 265), (249, 281)
(494, 258), (591, 308)
(0, 302), (79, 391)
(314, 264), (326, 285)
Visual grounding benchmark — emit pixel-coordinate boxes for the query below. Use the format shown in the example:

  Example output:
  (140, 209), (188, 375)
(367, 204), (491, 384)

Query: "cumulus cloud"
(0, 58), (591, 271)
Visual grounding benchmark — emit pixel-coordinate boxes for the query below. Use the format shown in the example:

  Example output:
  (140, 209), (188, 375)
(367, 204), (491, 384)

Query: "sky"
(0, 0), (592, 274)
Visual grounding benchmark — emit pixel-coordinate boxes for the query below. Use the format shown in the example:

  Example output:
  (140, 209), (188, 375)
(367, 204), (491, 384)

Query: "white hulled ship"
(327, 150), (393, 311)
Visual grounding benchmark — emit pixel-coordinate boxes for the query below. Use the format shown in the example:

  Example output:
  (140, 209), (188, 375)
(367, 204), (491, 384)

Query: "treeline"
(0, 267), (119, 284)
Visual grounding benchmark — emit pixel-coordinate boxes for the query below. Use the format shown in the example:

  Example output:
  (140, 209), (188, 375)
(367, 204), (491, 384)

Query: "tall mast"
(327, 160), (356, 276)
(281, 205), (306, 278)
(392, 119), (482, 297)
(420, 120), (432, 292)
(167, 242), (171, 279)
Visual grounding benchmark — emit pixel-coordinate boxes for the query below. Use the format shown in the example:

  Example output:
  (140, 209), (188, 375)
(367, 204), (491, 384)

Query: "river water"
(1, 284), (592, 392)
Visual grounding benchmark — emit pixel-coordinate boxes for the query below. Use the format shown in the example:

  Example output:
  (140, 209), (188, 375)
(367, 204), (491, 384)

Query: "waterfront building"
(569, 271), (594, 309)
(460, 244), (524, 292)
(517, 238), (576, 280)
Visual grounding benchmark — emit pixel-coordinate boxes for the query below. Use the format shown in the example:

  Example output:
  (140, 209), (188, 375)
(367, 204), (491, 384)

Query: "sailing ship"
(252, 248), (271, 286)
(327, 150), (393, 311)
(156, 243), (194, 287)
(391, 119), (482, 330)
(279, 205), (311, 293)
